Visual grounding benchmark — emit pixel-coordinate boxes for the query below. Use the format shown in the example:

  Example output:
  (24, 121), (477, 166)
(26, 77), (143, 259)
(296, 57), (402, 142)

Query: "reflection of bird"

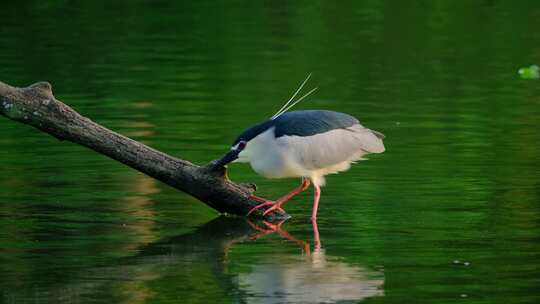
(238, 249), (384, 304)
(215, 75), (385, 219)
(240, 219), (384, 303)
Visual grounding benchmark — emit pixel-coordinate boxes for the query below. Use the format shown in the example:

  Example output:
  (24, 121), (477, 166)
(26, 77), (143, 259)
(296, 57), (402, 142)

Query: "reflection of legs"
(246, 219), (310, 254)
(247, 219), (285, 239)
(274, 226), (310, 254)
(311, 184), (322, 251)
(312, 218), (321, 251)
(247, 178), (311, 216)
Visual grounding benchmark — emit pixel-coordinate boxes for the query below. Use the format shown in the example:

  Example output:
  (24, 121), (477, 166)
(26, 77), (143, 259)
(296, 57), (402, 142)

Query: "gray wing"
(274, 110), (359, 138)
(277, 124), (385, 170)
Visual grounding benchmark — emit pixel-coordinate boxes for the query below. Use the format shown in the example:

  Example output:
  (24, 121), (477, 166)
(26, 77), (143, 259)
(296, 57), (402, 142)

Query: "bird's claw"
(246, 198), (286, 217)
(262, 203), (286, 216)
(246, 201), (274, 216)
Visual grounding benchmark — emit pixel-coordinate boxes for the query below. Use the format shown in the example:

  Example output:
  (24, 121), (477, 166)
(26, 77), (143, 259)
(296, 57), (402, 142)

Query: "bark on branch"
(0, 81), (287, 220)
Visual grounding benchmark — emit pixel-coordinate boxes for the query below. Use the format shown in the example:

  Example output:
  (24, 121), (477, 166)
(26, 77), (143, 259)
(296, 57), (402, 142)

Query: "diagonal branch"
(0, 81), (287, 220)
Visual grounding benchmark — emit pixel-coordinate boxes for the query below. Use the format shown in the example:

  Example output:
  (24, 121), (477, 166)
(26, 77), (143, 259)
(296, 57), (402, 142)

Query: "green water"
(1, 1), (540, 303)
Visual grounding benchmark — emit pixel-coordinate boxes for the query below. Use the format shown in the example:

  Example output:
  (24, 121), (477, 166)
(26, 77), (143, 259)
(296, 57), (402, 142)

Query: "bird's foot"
(246, 198), (286, 217)
(262, 202), (287, 217)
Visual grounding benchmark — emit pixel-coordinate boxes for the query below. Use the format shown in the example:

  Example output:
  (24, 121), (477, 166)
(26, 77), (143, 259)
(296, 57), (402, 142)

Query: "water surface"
(1, 1), (540, 303)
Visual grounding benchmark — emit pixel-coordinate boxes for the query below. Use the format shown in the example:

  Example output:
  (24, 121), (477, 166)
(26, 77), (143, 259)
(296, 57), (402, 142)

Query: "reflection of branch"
(120, 175), (160, 251)
(0, 81), (286, 219)
(3, 216), (383, 303)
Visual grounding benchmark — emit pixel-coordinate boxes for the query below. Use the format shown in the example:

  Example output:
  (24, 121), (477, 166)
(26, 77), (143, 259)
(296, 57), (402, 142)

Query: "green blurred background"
(1, 1), (539, 303)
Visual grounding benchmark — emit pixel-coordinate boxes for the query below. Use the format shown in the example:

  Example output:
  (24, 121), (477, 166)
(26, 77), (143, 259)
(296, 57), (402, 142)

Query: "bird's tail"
(370, 129), (385, 140)
(348, 125), (386, 154)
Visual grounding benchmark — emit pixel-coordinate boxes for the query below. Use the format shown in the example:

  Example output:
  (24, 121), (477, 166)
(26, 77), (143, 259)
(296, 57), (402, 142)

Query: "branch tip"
(28, 82), (53, 97)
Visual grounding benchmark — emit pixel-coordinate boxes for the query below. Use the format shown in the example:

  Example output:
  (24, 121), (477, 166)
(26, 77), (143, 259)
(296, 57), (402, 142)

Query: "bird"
(214, 75), (385, 220)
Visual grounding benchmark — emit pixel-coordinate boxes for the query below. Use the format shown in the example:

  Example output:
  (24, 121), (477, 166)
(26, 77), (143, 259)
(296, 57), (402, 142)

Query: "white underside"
(235, 124), (384, 187)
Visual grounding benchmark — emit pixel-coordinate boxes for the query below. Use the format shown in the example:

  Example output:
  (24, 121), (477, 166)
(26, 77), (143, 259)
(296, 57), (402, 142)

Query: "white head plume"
(271, 73), (318, 120)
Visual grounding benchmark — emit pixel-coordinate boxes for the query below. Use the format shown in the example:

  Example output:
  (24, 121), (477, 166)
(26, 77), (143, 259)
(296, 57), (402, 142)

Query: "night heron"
(215, 75), (385, 219)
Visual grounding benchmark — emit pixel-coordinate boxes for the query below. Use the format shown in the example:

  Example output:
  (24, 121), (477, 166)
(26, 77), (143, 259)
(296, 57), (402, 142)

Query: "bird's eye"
(238, 141), (247, 150)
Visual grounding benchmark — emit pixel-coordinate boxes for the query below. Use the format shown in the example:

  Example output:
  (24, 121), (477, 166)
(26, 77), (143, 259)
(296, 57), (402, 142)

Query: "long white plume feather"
(276, 87), (318, 117)
(271, 73), (317, 120)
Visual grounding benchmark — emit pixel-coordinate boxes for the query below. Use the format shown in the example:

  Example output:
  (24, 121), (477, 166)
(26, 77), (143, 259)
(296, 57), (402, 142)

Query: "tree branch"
(0, 81), (287, 220)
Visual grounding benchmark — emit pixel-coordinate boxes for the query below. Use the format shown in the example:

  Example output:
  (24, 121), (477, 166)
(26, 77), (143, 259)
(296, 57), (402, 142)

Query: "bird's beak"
(213, 148), (241, 168)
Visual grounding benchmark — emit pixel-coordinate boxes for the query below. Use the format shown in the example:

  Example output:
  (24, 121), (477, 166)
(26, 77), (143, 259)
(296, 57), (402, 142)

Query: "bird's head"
(214, 120), (275, 167)
(213, 73), (317, 169)
(213, 139), (248, 167)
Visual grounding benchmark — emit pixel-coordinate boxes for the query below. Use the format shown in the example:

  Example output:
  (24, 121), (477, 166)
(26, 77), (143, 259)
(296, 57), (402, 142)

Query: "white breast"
(236, 127), (305, 178)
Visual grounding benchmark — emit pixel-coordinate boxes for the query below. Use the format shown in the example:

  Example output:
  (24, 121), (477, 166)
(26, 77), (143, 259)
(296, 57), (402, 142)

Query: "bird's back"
(273, 110), (359, 138)
(273, 110), (385, 179)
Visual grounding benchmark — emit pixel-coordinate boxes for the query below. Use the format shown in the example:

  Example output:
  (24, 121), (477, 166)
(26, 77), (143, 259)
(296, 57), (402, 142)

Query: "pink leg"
(262, 178), (310, 216)
(311, 183), (321, 220)
(247, 178), (310, 216)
